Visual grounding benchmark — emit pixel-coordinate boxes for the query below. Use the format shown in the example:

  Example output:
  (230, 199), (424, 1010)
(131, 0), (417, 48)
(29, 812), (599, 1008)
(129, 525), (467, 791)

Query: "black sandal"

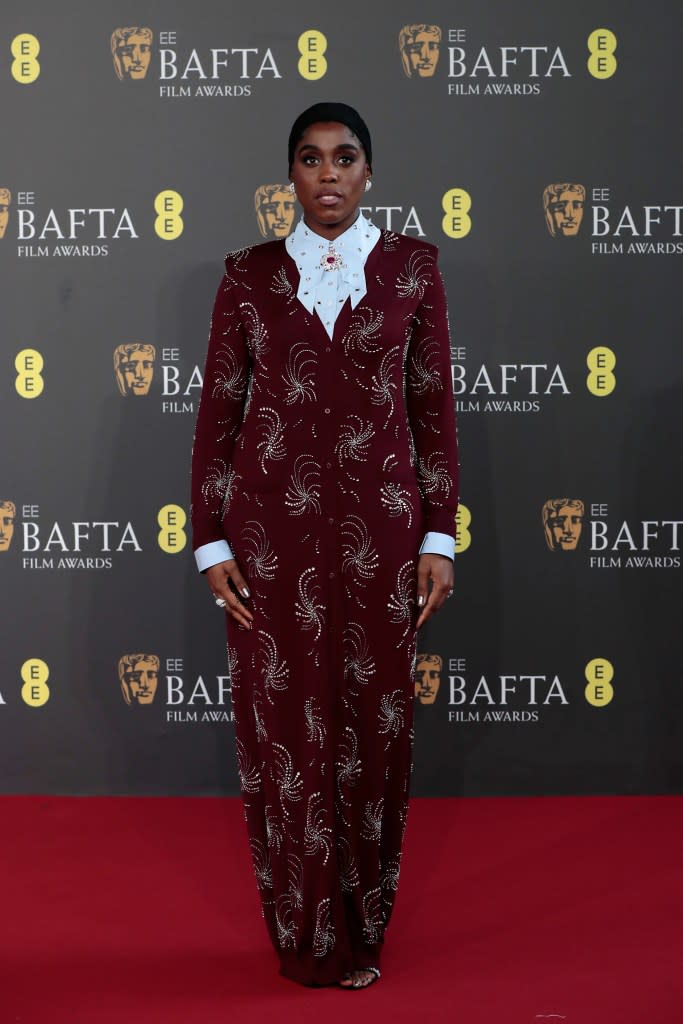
(340, 967), (381, 990)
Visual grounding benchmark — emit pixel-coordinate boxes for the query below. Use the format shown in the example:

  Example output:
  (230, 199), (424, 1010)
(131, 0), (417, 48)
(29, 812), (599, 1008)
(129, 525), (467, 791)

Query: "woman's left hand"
(415, 553), (454, 629)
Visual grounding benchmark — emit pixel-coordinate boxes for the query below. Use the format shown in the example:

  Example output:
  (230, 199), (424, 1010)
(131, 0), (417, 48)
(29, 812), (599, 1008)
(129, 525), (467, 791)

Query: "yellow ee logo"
(587, 29), (617, 79)
(157, 504), (187, 553)
(11, 34), (40, 84)
(21, 658), (50, 706)
(154, 190), (184, 240)
(584, 657), (614, 707)
(298, 30), (327, 80)
(586, 346), (616, 396)
(455, 503), (471, 553)
(15, 349), (44, 398)
(442, 189), (472, 238)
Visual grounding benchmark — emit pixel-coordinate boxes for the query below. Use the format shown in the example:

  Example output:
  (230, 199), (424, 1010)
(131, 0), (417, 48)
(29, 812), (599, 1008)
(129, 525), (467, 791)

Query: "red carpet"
(2, 795), (680, 1023)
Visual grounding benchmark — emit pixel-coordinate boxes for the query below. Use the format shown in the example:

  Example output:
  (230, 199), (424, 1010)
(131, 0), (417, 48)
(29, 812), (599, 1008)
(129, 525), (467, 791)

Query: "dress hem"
(278, 940), (384, 987)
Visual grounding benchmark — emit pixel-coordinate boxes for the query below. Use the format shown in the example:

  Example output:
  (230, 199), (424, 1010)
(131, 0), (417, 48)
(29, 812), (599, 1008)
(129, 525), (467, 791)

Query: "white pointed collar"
(285, 212), (380, 328)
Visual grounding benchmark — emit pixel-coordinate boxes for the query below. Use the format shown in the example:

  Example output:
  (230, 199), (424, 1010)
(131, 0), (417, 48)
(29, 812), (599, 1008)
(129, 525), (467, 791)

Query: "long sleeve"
(405, 252), (459, 539)
(190, 267), (251, 561)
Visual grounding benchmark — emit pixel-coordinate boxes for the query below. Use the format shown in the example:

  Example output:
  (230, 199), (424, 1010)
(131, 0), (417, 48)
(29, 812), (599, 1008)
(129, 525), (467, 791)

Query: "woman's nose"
(319, 161), (337, 181)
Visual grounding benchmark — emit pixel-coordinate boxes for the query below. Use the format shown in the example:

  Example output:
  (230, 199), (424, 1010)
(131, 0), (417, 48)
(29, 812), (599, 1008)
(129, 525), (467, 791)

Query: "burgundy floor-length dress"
(191, 229), (458, 986)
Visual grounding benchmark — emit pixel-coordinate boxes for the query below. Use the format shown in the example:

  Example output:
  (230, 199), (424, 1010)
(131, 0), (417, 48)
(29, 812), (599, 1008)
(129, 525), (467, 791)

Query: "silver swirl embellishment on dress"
(241, 520), (278, 581)
(255, 407), (286, 474)
(271, 742), (304, 813)
(213, 341), (248, 401)
(360, 798), (384, 842)
(335, 415), (375, 464)
(407, 336), (442, 395)
(201, 460), (239, 518)
(249, 837), (273, 891)
(304, 792), (333, 864)
(275, 892), (299, 950)
(378, 690), (407, 751)
(396, 250), (433, 300)
(336, 837), (360, 892)
(312, 897), (335, 957)
(380, 481), (414, 527)
(342, 306), (384, 359)
(283, 341), (317, 404)
(380, 856), (401, 894)
(286, 853), (304, 911)
(258, 631), (290, 705)
(305, 696), (326, 748)
(269, 266), (296, 311)
(335, 725), (362, 803)
(417, 452), (452, 497)
(361, 886), (385, 944)
(284, 454), (321, 515)
(223, 245), (255, 289)
(343, 622), (376, 689)
(236, 737), (262, 793)
(294, 566), (326, 640)
(370, 345), (401, 427)
(341, 517), (379, 582)
(265, 804), (284, 854)
(387, 560), (417, 646)
(239, 301), (270, 361)
(252, 690), (268, 742)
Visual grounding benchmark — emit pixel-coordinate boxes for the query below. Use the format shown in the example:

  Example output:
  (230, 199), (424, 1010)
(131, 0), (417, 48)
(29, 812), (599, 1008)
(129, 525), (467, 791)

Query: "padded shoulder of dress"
(223, 239), (285, 274)
(384, 231), (439, 263)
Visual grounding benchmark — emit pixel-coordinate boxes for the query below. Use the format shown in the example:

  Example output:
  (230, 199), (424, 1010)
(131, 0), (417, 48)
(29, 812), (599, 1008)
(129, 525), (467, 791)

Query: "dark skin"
(289, 121), (371, 239)
(207, 120), (453, 641)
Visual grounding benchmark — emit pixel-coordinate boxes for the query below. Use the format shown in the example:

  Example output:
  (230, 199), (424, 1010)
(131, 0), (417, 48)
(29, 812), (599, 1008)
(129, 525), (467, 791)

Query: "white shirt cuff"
(194, 539), (234, 573)
(419, 531), (455, 560)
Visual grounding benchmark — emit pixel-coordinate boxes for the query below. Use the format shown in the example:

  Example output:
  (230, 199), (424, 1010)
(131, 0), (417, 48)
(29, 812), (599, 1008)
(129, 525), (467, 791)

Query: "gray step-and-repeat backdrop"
(2, 2), (682, 796)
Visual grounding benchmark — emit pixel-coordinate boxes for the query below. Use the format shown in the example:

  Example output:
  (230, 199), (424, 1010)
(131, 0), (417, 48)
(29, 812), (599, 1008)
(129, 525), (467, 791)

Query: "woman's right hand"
(206, 559), (254, 630)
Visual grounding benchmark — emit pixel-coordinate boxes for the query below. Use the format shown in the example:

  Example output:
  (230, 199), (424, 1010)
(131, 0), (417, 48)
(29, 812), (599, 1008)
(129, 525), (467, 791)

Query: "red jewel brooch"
(320, 243), (344, 271)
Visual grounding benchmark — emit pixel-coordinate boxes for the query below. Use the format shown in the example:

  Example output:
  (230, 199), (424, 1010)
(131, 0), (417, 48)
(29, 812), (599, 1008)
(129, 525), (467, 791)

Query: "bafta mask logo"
(254, 184), (296, 239)
(542, 498), (585, 552)
(0, 187), (11, 239)
(111, 26), (153, 81)
(543, 183), (586, 237)
(414, 653), (443, 705)
(0, 500), (16, 552)
(399, 24), (442, 78)
(114, 343), (156, 396)
(118, 653), (160, 705)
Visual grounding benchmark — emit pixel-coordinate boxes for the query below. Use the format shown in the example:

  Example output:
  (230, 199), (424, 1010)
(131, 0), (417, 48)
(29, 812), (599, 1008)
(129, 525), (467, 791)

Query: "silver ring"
(215, 597), (226, 608)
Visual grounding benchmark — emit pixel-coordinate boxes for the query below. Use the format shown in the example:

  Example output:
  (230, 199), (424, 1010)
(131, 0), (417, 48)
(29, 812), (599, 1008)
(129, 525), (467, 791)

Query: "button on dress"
(191, 229), (458, 986)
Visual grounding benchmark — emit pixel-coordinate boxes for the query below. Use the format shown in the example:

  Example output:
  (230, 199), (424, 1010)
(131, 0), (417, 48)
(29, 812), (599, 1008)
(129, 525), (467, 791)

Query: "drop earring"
(364, 179), (373, 192)
(287, 181), (296, 194)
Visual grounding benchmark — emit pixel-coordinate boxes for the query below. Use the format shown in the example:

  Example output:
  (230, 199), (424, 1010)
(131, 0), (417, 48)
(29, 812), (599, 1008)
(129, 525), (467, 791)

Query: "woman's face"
(289, 121), (370, 239)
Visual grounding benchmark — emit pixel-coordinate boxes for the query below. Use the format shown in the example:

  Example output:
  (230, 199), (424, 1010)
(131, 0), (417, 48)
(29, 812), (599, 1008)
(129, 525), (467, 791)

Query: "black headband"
(288, 102), (372, 173)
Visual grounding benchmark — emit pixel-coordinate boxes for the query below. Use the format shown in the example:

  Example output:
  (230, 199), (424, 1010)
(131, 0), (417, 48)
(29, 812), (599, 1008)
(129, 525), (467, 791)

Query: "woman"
(191, 102), (458, 990)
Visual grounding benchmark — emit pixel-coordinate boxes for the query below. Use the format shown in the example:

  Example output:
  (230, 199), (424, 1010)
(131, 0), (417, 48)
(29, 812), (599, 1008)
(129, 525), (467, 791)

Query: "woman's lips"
(317, 193), (343, 206)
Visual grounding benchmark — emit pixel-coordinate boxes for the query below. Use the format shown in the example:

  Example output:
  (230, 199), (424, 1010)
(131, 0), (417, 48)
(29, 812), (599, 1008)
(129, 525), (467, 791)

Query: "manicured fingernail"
(242, 587), (250, 597)
(417, 595), (425, 607)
